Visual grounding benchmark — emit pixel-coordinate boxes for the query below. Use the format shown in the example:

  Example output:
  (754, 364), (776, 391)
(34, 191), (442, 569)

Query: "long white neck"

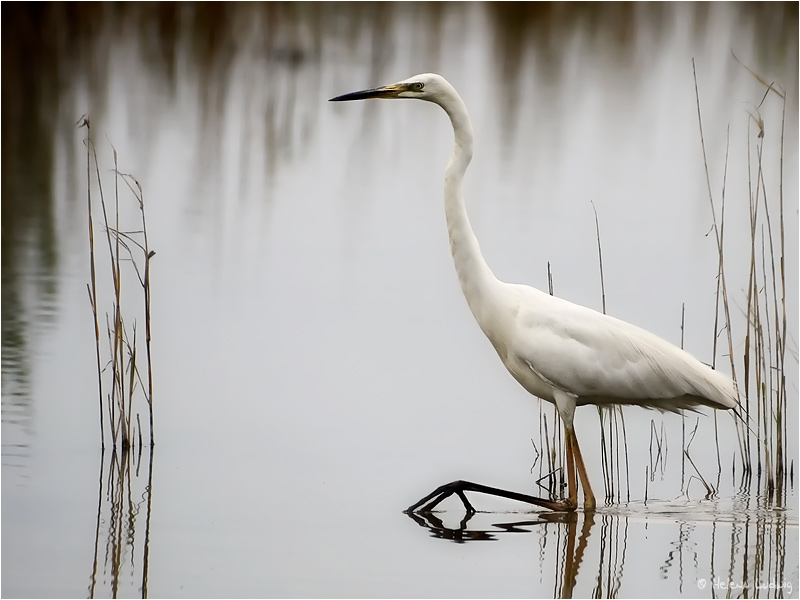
(434, 90), (502, 328)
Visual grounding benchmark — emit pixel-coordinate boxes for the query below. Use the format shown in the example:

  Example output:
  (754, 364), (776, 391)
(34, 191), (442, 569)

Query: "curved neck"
(436, 92), (501, 325)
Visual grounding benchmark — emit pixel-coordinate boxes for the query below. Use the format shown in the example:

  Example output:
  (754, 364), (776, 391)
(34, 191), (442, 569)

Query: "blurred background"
(2, 3), (798, 598)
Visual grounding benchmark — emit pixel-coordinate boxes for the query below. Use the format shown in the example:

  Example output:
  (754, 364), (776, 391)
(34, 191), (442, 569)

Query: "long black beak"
(329, 84), (402, 102)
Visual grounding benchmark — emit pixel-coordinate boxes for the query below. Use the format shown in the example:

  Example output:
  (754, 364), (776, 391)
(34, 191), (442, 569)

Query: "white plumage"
(505, 285), (738, 411)
(331, 73), (738, 511)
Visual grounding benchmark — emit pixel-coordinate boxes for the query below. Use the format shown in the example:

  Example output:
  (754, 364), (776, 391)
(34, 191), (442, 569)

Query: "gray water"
(2, 4), (798, 598)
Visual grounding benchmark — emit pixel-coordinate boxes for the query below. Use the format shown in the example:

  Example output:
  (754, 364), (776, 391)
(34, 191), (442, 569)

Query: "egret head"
(329, 73), (452, 104)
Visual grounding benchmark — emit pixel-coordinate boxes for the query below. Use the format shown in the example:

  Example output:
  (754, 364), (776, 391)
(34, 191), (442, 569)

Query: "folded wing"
(509, 286), (738, 413)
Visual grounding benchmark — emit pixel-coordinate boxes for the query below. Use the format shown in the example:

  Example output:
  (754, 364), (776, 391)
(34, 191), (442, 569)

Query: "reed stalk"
(544, 262), (564, 498)
(81, 122), (154, 451)
(694, 55), (791, 502)
(692, 59), (748, 470)
(591, 203), (630, 504)
(79, 117), (106, 450)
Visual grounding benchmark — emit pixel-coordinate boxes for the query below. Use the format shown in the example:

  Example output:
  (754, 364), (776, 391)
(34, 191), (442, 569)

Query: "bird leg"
(405, 423), (595, 514)
(567, 428), (596, 511)
(405, 480), (571, 514)
(564, 428), (578, 510)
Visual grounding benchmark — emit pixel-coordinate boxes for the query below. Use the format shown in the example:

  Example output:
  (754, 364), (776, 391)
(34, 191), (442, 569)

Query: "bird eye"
(413, 82), (424, 91)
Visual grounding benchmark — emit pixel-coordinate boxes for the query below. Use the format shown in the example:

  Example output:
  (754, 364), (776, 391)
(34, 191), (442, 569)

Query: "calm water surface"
(2, 4), (798, 597)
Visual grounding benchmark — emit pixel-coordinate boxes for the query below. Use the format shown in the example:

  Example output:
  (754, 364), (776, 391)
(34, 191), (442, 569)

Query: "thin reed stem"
(81, 121), (155, 452)
(692, 59), (747, 469)
(80, 118), (105, 450)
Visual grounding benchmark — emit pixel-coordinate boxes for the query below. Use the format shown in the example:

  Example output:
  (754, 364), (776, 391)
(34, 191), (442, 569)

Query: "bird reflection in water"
(405, 509), (602, 598)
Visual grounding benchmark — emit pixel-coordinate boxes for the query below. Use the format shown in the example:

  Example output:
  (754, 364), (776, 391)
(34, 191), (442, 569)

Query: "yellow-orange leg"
(564, 427), (578, 509)
(569, 428), (596, 510)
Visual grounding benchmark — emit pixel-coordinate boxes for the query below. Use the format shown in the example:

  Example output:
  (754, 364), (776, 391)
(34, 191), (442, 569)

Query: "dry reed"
(79, 120), (155, 451)
(693, 56), (791, 503)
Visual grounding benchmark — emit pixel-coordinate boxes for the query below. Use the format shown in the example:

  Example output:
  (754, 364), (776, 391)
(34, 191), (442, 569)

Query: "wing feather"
(508, 285), (737, 411)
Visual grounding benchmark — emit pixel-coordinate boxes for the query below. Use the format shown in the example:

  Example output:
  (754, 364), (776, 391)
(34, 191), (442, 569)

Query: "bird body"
(491, 283), (737, 413)
(331, 73), (738, 511)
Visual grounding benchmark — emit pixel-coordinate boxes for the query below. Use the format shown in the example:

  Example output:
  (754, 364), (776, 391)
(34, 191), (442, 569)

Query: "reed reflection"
(0, 4), (796, 596)
(2, 3), (796, 411)
(89, 445), (154, 598)
(653, 495), (794, 599)
(404, 493), (792, 598)
(406, 508), (596, 598)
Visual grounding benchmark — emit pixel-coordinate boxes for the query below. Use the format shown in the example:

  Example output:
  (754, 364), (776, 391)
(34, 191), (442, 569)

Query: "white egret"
(330, 73), (739, 512)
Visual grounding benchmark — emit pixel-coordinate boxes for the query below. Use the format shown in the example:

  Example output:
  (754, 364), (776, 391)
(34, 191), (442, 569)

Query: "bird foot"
(405, 480), (574, 514)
